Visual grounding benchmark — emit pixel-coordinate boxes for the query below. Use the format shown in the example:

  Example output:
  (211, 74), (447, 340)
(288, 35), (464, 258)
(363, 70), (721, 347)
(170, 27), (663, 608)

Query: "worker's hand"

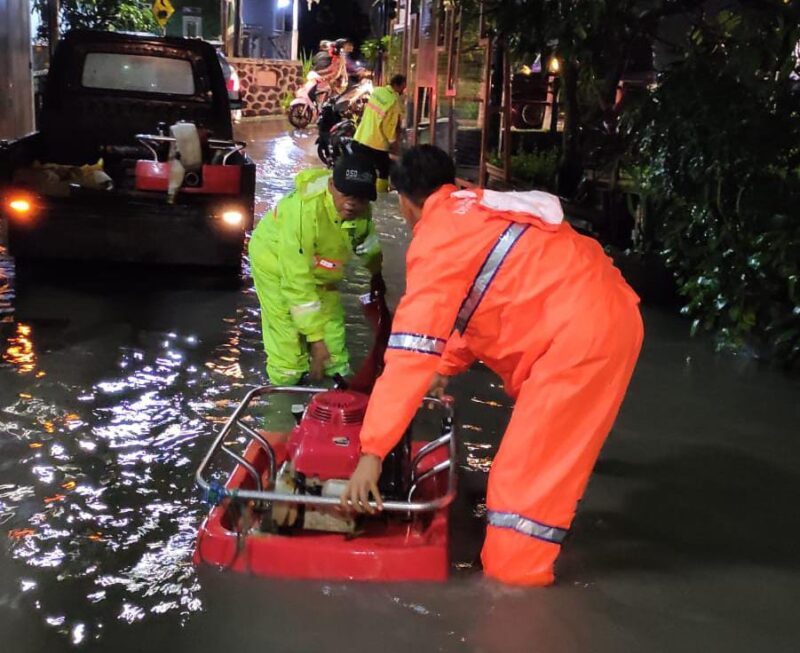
(428, 373), (449, 399)
(340, 454), (383, 514)
(308, 340), (330, 381)
(370, 272), (386, 298)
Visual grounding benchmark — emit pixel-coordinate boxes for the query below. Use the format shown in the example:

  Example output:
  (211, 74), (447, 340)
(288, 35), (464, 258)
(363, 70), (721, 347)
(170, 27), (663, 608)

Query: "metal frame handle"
(135, 134), (247, 164)
(195, 386), (457, 514)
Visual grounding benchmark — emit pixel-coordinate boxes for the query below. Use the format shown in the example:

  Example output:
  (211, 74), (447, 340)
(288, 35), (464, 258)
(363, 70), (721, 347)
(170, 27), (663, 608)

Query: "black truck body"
(0, 30), (255, 269)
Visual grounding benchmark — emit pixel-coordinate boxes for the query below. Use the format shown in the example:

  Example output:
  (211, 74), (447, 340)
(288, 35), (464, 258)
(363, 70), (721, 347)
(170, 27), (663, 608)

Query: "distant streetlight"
(277, 0), (291, 8)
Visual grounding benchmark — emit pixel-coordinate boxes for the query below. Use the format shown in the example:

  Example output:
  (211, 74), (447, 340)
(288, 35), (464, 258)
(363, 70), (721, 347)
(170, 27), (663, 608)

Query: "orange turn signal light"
(7, 196), (33, 217)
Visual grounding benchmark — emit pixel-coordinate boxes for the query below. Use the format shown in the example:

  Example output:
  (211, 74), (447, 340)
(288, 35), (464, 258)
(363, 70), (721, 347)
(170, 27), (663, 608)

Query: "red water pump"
(286, 390), (367, 481)
(272, 388), (410, 533)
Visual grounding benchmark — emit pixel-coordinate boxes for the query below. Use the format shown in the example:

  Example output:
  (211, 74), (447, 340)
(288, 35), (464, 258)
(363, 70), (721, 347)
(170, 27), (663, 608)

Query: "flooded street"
(1, 123), (799, 652)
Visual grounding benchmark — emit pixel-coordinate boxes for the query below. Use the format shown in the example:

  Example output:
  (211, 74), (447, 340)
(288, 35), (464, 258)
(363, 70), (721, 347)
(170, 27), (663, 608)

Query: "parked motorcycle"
(316, 96), (357, 167)
(314, 73), (375, 166)
(287, 72), (331, 130)
(336, 72), (373, 121)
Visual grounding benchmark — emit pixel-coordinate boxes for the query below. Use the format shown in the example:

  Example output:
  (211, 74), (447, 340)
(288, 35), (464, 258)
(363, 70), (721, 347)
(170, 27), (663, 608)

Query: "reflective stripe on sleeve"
(487, 510), (568, 544)
(387, 332), (446, 356)
(454, 223), (529, 334)
(366, 101), (388, 119)
(290, 301), (322, 317)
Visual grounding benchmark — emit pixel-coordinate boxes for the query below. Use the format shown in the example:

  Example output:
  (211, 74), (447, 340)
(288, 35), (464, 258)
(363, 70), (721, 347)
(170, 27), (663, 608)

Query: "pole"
(502, 42), (511, 184)
(234, 0), (242, 57)
(478, 34), (492, 187)
(291, 0), (299, 60)
(47, 0), (59, 61)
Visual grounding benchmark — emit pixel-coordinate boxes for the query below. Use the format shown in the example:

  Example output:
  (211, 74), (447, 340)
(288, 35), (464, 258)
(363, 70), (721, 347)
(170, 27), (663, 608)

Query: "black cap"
(332, 153), (377, 201)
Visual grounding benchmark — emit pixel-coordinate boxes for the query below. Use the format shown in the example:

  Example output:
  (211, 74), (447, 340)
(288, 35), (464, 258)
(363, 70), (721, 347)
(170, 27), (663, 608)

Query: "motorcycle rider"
(311, 39), (348, 95)
(337, 39), (366, 84)
(248, 153), (384, 385)
(312, 40), (333, 69)
(352, 74), (407, 193)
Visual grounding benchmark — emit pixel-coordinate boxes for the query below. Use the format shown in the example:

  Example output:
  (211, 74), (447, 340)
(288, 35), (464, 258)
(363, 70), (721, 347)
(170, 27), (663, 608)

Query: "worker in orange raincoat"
(341, 146), (643, 586)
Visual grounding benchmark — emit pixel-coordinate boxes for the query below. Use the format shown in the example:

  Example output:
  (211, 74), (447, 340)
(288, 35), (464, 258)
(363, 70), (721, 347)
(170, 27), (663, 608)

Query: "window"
(183, 16), (203, 39)
(81, 53), (196, 96)
(274, 8), (291, 33)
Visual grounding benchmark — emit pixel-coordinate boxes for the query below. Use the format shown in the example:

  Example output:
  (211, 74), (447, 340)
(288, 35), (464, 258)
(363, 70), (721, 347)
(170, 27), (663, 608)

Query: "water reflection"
(1, 316), (246, 641)
(2, 322), (37, 373)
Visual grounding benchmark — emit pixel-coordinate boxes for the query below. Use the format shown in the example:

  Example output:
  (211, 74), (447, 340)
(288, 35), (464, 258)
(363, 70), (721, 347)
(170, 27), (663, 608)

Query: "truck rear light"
(222, 209), (243, 226)
(7, 195), (34, 219)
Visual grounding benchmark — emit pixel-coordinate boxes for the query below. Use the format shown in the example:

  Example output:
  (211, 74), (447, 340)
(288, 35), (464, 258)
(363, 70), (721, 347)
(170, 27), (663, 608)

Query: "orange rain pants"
(359, 185), (643, 585)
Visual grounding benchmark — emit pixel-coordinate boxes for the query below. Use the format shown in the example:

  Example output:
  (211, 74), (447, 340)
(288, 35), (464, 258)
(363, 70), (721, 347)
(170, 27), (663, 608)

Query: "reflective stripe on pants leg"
(487, 510), (568, 545)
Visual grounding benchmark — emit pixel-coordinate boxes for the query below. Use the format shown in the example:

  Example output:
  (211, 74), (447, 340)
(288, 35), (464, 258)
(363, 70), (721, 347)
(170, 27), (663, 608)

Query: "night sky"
(299, 0), (376, 57)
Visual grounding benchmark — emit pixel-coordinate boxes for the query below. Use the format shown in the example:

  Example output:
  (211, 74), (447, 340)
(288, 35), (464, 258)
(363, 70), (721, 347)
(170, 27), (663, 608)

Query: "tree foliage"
(470, 0), (800, 364)
(479, 0), (694, 194)
(627, 3), (800, 364)
(35, 0), (158, 38)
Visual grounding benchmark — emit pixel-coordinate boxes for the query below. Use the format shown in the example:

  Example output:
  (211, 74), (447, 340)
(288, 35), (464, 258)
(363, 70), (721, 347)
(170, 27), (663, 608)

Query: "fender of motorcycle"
(330, 120), (356, 137)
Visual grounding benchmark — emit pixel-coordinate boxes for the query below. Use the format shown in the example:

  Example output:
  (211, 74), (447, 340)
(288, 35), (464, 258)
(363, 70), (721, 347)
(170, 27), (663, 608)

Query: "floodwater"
(1, 122), (799, 652)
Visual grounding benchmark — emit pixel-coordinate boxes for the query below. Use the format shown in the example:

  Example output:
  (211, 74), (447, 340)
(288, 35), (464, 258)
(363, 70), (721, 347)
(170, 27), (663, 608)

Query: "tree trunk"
(47, 0), (60, 60)
(558, 59), (582, 197)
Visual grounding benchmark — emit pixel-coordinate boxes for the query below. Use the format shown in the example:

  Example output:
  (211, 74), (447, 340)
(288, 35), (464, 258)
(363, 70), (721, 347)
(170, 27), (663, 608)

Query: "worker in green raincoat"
(352, 74), (407, 193)
(249, 153), (384, 385)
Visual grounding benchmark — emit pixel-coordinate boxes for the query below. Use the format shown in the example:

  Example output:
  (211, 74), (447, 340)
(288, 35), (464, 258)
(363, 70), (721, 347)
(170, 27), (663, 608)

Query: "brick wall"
(229, 58), (303, 118)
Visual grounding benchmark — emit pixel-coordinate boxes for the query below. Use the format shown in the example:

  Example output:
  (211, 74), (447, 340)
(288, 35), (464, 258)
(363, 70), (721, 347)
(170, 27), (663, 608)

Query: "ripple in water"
(1, 325), (243, 641)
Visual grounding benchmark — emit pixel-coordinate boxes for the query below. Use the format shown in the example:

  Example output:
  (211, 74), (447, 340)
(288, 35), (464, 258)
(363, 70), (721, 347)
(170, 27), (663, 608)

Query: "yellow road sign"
(152, 0), (175, 28)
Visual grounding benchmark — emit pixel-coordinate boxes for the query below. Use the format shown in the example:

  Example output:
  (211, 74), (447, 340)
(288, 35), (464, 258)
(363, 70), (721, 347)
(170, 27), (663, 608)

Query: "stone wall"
(229, 58), (303, 118)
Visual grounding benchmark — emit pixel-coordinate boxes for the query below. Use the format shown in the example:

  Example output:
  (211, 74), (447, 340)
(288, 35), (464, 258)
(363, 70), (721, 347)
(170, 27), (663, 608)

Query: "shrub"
(628, 7), (800, 366)
(491, 147), (560, 192)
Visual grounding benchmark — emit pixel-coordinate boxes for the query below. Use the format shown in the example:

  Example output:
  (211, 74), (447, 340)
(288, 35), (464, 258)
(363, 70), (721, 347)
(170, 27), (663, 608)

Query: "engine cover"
(286, 390), (368, 481)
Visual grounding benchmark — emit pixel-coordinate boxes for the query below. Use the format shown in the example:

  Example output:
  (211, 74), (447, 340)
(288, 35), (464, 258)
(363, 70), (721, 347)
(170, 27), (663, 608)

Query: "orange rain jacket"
(359, 184), (643, 585)
(360, 185), (641, 459)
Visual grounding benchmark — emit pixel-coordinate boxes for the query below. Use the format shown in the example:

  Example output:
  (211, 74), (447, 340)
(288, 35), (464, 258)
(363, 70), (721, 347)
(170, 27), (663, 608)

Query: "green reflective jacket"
(354, 85), (402, 152)
(249, 168), (382, 341)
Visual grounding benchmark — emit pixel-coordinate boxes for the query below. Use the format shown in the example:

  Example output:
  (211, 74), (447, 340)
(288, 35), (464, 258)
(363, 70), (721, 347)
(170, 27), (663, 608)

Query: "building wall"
(165, 0), (222, 41)
(0, 0), (34, 140)
(241, 0), (272, 58)
(241, 0), (295, 59)
(229, 58), (302, 117)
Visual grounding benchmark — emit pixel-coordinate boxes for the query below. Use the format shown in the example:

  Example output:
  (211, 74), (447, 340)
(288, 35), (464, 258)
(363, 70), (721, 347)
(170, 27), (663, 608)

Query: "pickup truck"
(0, 30), (255, 270)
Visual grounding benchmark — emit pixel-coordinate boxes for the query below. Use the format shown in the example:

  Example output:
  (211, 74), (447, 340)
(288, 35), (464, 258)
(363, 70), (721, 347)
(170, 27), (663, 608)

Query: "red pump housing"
(286, 390), (368, 480)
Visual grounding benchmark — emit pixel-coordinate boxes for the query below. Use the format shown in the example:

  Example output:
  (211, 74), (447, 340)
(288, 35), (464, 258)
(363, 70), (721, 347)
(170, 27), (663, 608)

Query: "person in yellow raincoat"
(352, 74), (407, 193)
(249, 153), (384, 385)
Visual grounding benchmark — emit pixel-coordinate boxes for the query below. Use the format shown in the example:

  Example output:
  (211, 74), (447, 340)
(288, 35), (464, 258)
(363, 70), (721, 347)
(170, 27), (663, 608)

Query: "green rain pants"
(252, 267), (351, 385)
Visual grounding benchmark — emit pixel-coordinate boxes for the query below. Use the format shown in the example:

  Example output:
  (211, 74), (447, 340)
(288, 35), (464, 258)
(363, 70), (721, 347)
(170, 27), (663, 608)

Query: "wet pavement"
(1, 122), (799, 652)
